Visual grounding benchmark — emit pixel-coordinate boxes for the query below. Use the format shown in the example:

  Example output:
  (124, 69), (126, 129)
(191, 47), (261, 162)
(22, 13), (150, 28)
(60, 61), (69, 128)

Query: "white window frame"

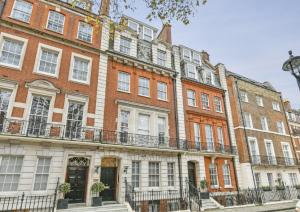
(272, 102), (281, 111)
(157, 81), (167, 101)
(68, 52), (92, 85)
(10, 0), (33, 23)
(0, 32), (28, 70)
(289, 173), (299, 186)
(77, 21), (93, 43)
(276, 121), (286, 134)
(260, 116), (269, 131)
(138, 77), (150, 97)
(201, 93), (210, 110)
(187, 90), (196, 107)
(255, 173), (261, 187)
(117, 71), (130, 93)
(205, 124), (214, 151)
(194, 123), (201, 149)
(183, 48), (191, 61)
(248, 137), (260, 164)
(157, 49), (167, 67)
(143, 26), (153, 41)
(240, 90), (248, 102)
(214, 96), (222, 112)
(132, 161), (140, 188)
(244, 112), (253, 128)
(186, 63), (197, 80)
(149, 162), (160, 187)
(256, 96), (264, 107)
(192, 52), (200, 64)
(222, 163), (232, 187)
(128, 20), (139, 32)
(33, 43), (62, 78)
(281, 142), (294, 166)
(33, 156), (51, 191)
(209, 163), (219, 188)
(264, 139), (276, 165)
(0, 80), (18, 119)
(120, 36), (131, 55)
(46, 11), (65, 34)
(167, 162), (175, 187)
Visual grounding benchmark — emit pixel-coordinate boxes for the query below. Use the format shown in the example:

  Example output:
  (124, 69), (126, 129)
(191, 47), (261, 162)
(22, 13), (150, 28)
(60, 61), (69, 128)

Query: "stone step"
(58, 204), (128, 212)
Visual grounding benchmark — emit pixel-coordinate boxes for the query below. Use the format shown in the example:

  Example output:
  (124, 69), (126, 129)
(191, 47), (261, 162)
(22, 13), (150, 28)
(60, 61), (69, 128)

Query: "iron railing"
(183, 141), (237, 155)
(125, 180), (190, 212)
(0, 180), (58, 212)
(250, 155), (297, 166)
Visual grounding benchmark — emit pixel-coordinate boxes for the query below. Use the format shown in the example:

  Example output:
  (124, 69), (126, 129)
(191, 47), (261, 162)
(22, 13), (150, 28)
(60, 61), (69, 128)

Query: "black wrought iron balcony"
(182, 141), (237, 155)
(250, 155), (297, 166)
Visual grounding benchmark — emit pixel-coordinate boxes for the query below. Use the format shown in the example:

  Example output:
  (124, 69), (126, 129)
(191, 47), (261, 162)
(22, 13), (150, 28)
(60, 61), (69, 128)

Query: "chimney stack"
(100, 0), (110, 16)
(157, 23), (172, 45)
(283, 100), (292, 111)
(201, 51), (210, 62)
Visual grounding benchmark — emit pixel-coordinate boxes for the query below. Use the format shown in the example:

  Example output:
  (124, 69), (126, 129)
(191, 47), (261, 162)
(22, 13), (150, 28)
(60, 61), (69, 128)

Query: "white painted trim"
(0, 32), (28, 70)
(234, 126), (291, 137)
(68, 52), (92, 85)
(10, 0), (33, 23)
(13, 102), (26, 109)
(0, 79), (18, 119)
(31, 156), (52, 193)
(33, 43), (62, 78)
(264, 139), (276, 158)
(46, 10), (65, 34)
(77, 21), (93, 43)
(53, 108), (63, 114)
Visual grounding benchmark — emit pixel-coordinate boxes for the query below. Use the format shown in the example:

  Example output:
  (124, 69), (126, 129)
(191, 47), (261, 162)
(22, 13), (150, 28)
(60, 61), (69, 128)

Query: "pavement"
(208, 200), (297, 212)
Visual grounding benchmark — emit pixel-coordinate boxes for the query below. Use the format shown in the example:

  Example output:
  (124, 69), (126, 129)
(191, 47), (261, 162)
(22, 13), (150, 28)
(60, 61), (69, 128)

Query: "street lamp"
(282, 50), (300, 91)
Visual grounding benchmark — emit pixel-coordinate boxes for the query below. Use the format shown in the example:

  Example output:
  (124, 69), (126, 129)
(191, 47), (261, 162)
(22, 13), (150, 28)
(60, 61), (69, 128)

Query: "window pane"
(0, 156), (23, 192)
(65, 101), (84, 139)
(138, 77), (150, 96)
(0, 38), (24, 67)
(38, 48), (59, 75)
(78, 22), (93, 42)
(118, 72), (130, 92)
(47, 11), (65, 33)
(72, 56), (89, 82)
(34, 157), (51, 191)
(157, 82), (167, 100)
(11, 0), (32, 22)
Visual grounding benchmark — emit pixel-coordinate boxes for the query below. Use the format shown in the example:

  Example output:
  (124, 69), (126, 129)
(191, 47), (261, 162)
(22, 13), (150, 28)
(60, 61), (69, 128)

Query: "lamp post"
(282, 50), (300, 92)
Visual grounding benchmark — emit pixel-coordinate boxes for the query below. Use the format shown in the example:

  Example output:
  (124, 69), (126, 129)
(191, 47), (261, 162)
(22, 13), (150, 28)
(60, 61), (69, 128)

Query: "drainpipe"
(0, 0), (7, 16)
(172, 72), (183, 198)
(234, 79), (258, 190)
(222, 91), (240, 193)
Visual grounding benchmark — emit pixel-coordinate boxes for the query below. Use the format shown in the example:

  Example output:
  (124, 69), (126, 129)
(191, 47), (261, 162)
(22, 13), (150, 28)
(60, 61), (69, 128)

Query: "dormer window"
(128, 20), (139, 32)
(143, 26), (153, 41)
(203, 71), (214, 85)
(193, 52), (200, 64)
(183, 49), (191, 61)
(186, 63), (197, 80)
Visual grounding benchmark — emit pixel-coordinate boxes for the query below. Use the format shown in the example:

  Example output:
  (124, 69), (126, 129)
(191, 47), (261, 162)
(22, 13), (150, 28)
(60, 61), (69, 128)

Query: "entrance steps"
(57, 204), (129, 212)
(201, 198), (220, 211)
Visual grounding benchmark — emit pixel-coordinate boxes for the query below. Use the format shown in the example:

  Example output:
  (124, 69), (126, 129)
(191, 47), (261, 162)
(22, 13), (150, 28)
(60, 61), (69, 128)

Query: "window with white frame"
(118, 72), (130, 92)
(138, 114), (150, 135)
(157, 117), (166, 139)
(255, 173), (261, 187)
(36, 45), (60, 76)
(267, 173), (273, 187)
(65, 101), (84, 139)
(157, 82), (167, 101)
(192, 52), (200, 64)
(143, 27), (153, 41)
(276, 121), (285, 134)
(209, 163), (218, 187)
(256, 96), (264, 107)
(149, 162), (160, 187)
(132, 161), (140, 188)
(34, 157), (51, 191)
(167, 162), (175, 186)
(78, 22), (93, 43)
(187, 90), (196, 107)
(47, 11), (65, 33)
(214, 96), (222, 112)
(120, 36), (131, 55)
(128, 20), (139, 32)
(265, 140), (276, 165)
(11, 0), (32, 23)
(183, 49), (191, 60)
(201, 93), (210, 110)
(70, 55), (91, 83)
(138, 77), (150, 97)
(205, 124), (214, 151)
(217, 127), (224, 148)
(249, 138), (260, 164)
(186, 63), (197, 79)
(0, 89), (12, 130)
(157, 49), (166, 66)
(222, 164), (231, 186)
(203, 71), (214, 85)
(240, 90), (248, 102)
(0, 156), (23, 191)
(28, 95), (51, 136)
(194, 123), (201, 150)
(260, 116), (269, 131)
(272, 102), (280, 111)
(289, 173), (298, 186)
(244, 113), (253, 128)
(282, 143), (294, 165)
(0, 36), (25, 68)
(120, 110), (130, 132)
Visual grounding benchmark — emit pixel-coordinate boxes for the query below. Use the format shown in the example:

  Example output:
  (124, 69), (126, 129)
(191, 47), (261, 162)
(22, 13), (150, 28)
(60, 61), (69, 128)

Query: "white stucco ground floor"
(239, 162), (300, 189)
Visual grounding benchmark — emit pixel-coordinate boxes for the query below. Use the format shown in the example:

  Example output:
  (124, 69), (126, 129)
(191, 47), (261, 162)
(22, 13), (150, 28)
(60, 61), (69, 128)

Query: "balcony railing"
(183, 141), (237, 155)
(250, 155), (296, 166)
(0, 118), (237, 154)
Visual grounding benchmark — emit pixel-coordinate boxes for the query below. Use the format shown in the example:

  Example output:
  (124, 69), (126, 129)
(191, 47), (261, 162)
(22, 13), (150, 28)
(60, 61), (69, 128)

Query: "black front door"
(65, 166), (88, 204)
(100, 167), (117, 201)
(188, 162), (196, 187)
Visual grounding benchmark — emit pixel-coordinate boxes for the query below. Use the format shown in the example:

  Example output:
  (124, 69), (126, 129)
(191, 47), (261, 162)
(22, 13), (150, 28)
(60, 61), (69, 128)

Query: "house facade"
(284, 100), (300, 162)
(227, 72), (300, 188)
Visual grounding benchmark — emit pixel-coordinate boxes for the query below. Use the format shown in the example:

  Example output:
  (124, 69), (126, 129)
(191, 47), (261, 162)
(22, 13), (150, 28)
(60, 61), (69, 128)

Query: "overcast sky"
(125, 0), (300, 108)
